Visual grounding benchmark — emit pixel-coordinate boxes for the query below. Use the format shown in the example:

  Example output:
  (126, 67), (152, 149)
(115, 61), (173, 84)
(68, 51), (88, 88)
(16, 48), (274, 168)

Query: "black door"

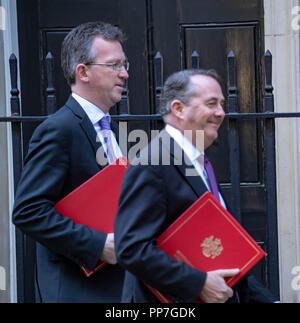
(16, 0), (278, 302)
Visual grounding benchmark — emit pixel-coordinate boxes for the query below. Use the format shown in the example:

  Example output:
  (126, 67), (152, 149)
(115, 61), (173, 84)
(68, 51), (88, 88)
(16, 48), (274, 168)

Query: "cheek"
(197, 112), (211, 127)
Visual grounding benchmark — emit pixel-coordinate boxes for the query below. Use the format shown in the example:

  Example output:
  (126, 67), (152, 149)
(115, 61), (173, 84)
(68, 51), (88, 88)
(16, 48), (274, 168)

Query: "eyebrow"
(104, 58), (126, 63)
(206, 97), (225, 104)
(101, 53), (127, 63)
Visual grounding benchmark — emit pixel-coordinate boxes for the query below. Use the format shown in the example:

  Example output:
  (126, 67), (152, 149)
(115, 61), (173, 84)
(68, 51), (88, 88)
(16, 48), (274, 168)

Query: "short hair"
(61, 21), (126, 86)
(159, 69), (221, 117)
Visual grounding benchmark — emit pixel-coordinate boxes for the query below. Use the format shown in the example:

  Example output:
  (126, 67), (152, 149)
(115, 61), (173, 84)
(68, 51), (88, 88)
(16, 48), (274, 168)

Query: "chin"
(204, 134), (218, 149)
(112, 94), (122, 105)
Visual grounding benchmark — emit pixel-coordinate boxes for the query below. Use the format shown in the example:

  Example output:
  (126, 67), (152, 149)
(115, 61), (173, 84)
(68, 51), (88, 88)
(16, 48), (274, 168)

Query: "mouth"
(207, 121), (220, 128)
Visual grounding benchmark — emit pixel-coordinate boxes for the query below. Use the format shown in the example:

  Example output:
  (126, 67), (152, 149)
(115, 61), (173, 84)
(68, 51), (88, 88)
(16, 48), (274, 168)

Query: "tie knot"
(204, 155), (209, 165)
(99, 116), (111, 130)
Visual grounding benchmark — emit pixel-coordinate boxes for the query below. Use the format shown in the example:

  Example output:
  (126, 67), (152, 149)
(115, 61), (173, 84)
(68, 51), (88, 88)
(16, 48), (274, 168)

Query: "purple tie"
(204, 155), (240, 302)
(204, 155), (220, 201)
(98, 116), (117, 164)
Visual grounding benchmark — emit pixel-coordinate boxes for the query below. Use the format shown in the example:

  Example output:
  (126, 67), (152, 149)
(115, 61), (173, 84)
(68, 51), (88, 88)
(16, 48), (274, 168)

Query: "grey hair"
(61, 21), (126, 86)
(159, 69), (221, 117)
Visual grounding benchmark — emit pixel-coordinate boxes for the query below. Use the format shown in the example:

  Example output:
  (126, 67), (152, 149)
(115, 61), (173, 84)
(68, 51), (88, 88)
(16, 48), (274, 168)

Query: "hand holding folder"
(200, 268), (240, 303)
(101, 233), (117, 265)
(55, 157), (129, 277)
(147, 191), (266, 302)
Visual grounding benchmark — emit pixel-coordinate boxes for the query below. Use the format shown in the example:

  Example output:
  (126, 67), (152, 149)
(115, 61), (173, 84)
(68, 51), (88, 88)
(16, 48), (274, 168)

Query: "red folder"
(147, 191), (266, 302)
(55, 157), (129, 277)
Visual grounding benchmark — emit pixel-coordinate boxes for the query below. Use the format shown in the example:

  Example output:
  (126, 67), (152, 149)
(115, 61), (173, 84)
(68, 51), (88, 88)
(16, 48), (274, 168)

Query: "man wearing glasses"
(12, 21), (129, 302)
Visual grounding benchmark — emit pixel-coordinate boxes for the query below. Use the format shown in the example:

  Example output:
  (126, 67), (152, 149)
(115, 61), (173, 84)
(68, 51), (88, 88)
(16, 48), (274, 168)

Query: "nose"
(215, 103), (225, 117)
(119, 66), (129, 79)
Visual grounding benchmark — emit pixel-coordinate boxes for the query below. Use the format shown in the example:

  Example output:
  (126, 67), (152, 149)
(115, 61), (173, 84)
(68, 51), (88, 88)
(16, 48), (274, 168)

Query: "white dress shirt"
(72, 93), (123, 160)
(165, 124), (226, 208)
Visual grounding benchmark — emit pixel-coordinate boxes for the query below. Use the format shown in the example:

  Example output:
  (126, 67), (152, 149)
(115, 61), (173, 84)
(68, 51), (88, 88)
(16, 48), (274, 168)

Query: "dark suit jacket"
(12, 95), (124, 302)
(114, 130), (275, 303)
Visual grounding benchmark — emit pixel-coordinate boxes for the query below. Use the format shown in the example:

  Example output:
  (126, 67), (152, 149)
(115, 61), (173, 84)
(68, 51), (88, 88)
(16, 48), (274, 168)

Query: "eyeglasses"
(85, 60), (129, 72)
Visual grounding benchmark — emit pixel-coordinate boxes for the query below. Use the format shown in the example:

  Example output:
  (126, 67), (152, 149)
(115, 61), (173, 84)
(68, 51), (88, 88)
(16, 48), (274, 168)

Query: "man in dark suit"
(12, 21), (129, 302)
(114, 69), (275, 303)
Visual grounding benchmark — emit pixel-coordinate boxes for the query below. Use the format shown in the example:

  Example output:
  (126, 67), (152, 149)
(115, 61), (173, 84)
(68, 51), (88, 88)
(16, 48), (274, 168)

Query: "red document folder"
(147, 191), (266, 302)
(55, 157), (129, 277)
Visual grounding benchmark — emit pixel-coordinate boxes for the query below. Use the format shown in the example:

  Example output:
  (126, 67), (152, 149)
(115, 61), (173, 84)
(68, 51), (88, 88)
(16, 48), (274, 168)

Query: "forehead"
(189, 75), (224, 100)
(92, 36), (125, 61)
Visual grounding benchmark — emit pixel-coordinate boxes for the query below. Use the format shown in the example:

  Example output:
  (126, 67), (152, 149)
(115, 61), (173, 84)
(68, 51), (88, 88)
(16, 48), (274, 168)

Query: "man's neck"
(71, 88), (110, 114)
(72, 90), (109, 114)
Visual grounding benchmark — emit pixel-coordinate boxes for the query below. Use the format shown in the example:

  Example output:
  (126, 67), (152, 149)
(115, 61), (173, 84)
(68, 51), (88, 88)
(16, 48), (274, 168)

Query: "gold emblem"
(201, 235), (223, 259)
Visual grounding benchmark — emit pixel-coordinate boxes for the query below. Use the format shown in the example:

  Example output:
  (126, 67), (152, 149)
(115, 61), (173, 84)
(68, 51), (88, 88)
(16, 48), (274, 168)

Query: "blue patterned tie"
(98, 116), (117, 164)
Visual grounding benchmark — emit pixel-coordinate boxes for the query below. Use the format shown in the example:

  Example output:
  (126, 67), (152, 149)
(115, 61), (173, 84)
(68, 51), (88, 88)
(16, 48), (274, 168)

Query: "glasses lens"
(115, 61), (129, 72)
(86, 61), (129, 71)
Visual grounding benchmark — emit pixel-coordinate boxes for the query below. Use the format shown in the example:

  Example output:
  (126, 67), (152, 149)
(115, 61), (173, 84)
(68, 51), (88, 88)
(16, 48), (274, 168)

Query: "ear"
(75, 64), (89, 83)
(170, 100), (185, 120)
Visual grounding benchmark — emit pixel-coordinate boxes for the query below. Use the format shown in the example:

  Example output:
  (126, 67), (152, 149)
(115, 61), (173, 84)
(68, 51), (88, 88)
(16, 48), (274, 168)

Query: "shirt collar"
(72, 92), (111, 125)
(165, 124), (204, 164)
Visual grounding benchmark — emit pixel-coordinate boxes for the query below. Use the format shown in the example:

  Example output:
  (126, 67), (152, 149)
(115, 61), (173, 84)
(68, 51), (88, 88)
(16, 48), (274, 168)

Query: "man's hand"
(200, 268), (240, 303)
(100, 233), (117, 264)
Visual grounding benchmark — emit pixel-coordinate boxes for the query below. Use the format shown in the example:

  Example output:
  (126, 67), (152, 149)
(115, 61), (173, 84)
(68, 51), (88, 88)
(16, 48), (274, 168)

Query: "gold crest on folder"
(201, 235), (223, 259)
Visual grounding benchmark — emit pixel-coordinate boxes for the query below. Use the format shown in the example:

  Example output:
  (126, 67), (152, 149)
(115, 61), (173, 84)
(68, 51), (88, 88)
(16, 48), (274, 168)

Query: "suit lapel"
(159, 130), (207, 198)
(80, 116), (103, 155)
(65, 95), (104, 156)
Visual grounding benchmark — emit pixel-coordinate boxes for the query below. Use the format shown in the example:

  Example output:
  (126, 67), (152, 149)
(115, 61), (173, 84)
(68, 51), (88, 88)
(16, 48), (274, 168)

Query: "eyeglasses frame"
(85, 60), (129, 72)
